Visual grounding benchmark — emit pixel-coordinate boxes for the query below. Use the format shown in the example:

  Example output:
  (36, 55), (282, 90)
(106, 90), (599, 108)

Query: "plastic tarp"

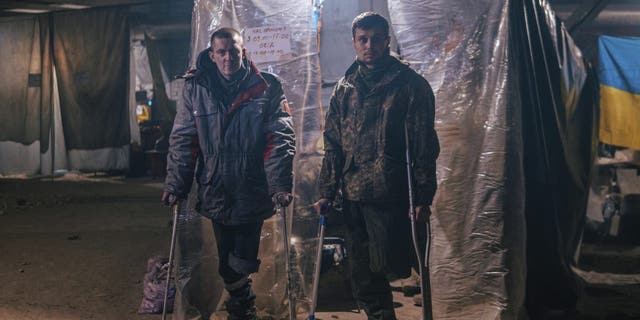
(517, 1), (596, 317)
(389, 1), (526, 318)
(133, 41), (153, 96)
(145, 34), (177, 121)
(389, 0), (595, 319)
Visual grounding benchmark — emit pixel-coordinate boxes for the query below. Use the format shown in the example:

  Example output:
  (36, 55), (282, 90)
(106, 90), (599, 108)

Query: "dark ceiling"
(1, 0), (638, 51)
(548, 0), (640, 60)
(0, 0), (193, 39)
(550, 0), (640, 35)
(2, 0), (638, 33)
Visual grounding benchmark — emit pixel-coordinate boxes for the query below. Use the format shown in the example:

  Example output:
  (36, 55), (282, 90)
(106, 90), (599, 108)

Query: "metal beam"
(0, 0), (176, 15)
(563, 0), (612, 33)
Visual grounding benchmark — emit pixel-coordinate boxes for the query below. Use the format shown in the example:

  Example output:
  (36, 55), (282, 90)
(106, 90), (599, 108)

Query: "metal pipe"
(162, 201), (180, 320)
(279, 205), (296, 320)
(308, 213), (326, 320)
(405, 124), (431, 320)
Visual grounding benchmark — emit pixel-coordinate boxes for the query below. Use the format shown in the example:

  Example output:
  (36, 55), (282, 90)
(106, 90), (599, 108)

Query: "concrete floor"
(0, 175), (424, 320)
(1, 174), (638, 320)
(314, 290), (424, 320)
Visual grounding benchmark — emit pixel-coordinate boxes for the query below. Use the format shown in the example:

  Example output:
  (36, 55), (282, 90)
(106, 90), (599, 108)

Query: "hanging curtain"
(52, 7), (129, 150)
(0, 15), (52, 175)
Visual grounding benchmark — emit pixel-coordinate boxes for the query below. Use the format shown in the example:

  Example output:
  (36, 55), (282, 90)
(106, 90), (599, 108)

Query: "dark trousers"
(212, 221), (263, 316)
(343, 200), (413, 320)
(212, 221), (263, 283)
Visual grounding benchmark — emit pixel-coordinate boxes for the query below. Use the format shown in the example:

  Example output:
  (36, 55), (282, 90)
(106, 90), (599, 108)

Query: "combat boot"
(225, 279), (257, 320)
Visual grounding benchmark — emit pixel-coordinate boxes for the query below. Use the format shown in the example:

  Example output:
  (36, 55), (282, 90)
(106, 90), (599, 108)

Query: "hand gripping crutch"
(405, 125), (433, 320)
(308, 206), (328, 320)
(162, 197), (180, 320)
(278, 203), (296, 320)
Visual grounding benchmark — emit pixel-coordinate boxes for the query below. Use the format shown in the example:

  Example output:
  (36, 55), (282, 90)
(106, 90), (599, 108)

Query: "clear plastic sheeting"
(390, 0), (594, 319)
(389, 0), (526, 319)
(132, 42), (154, 95)
(178, 1), (322, 319)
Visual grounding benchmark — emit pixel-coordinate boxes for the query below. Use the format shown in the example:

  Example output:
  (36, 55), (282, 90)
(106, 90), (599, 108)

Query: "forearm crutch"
(162, 199), (180, 320)
(308, 209), (327, 320)
(278, 204), (296, 320)
(405, 125), (433, 320)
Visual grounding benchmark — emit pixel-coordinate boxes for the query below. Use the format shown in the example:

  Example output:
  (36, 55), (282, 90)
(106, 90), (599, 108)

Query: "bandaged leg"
(212, 221), (263, 320)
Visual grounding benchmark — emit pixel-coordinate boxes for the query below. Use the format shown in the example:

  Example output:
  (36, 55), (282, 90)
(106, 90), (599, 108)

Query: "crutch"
(278, 203), (296, 320)
(405, 125), (433, 320)
(162, 197), (180, 320)
(308, 207), (328, 320)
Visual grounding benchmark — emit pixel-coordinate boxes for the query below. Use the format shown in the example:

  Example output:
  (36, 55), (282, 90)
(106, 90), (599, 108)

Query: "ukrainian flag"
(598, 35), (640, 150)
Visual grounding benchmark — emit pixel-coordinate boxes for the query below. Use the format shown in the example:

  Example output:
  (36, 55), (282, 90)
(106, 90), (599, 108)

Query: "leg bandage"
(225, 275), (250, 292)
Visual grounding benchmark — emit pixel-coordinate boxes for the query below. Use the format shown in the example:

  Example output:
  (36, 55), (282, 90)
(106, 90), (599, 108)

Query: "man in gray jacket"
(162, 27), (295, 320)
(315, 12), (439, 320)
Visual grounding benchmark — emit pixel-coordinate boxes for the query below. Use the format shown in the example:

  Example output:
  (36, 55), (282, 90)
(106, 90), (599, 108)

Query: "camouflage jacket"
(318, 56), (439, 205)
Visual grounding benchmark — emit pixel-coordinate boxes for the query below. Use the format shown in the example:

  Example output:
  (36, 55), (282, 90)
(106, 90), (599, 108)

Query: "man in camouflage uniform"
(163, 28), (295, 320)
(315, 12), (439, 320)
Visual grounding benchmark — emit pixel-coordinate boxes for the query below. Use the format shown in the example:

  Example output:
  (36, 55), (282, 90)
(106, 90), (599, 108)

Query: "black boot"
(225, 280), (257, 320)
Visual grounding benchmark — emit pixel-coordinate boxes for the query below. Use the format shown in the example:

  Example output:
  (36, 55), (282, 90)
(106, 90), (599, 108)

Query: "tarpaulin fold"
(0, 16), (52, 152)
(144, 33), (177, 121)
(517, 0), (596, 317)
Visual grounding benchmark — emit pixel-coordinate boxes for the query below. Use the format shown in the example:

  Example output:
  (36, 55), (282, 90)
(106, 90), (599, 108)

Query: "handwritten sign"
(244, 26), (292, 64)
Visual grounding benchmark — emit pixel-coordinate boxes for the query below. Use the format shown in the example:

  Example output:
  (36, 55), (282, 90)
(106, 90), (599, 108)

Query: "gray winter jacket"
(164, 50), (295, 224)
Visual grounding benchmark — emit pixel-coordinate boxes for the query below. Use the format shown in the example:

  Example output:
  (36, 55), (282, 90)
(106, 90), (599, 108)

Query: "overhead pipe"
(554, 4), (640, 27)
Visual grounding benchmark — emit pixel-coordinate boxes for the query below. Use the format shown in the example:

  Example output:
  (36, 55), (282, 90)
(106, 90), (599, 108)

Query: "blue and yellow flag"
(598, 35), (640, 150)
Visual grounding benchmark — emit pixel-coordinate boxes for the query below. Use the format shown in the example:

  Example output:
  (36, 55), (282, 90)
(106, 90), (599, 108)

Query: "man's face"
(209, 36), (243, 80)
(353, 27), (390, 68)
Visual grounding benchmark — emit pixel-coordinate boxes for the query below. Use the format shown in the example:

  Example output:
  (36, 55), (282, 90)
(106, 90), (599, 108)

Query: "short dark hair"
(210, 27), (243, 46)
(352, 12), (389, 38)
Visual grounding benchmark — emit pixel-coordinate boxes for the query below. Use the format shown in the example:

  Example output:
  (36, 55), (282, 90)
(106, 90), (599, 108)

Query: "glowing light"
(5, 8), (49, 14)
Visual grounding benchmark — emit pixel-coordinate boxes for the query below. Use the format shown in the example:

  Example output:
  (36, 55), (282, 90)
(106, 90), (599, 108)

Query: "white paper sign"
(244, 26), (292, 64)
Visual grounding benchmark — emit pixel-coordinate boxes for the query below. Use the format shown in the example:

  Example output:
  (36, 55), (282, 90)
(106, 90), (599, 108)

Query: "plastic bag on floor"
(138, 255), (175, 314)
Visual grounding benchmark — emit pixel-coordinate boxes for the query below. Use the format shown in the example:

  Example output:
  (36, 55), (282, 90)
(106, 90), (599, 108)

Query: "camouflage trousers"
(343, 200), (414, 320)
